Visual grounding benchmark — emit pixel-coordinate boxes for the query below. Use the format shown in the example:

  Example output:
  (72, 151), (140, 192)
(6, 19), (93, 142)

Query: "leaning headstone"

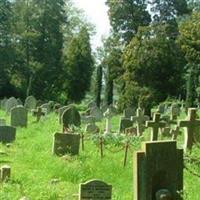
(146, 113), (166, 141)
(11, 106), (28, 127)
(24, 96), (37, 110)
(119, 118), (133, 133)
(178, 108), (200, 150)
(0, 119), (6, 126)
(61, 106), (81, 130)
(134, 141), (183, 200)
(0, 165), (11, 182)
(6, 97), (18, 113)
(79, 179), (112, 200)
(52, 132), (80, 156)
(0, 126), (16, 143)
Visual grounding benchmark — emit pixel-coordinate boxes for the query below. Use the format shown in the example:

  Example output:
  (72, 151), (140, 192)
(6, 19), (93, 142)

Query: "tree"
(94, 65), (103, 108)
(122, 24), (186, 105)
(65, 27), (93, 103)
(106, 0), (151, 43)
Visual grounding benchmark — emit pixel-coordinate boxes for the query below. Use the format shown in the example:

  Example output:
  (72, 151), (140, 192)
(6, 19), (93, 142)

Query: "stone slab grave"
(0, 126), (16, 143)
(119, 118), (133, 133)
(53, 132), (80, 156)
(32, 107), (46, 122)
(6, 97), (18, 113)
(24, 96), (37, 110)
(146, 113), (166, 141)
(11, 106), (28, 127)
(0, 119), (6, 126)
(178, 108), (200, 151)
(61, 105), (81, 131)
(79, 179), (112, 200)
(134, 141), (183, 200)
(132, 107), (149, 136)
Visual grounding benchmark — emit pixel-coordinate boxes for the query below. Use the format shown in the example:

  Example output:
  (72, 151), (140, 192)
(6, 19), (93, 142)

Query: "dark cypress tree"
(95, 65), (103, 108)
(105, 66), (113, 106)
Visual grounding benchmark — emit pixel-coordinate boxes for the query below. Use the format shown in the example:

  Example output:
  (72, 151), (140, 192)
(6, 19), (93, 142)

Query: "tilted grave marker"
(11, 106), (28, 127)
(0, 126), (16, 143)
(178, 108), (200, 150)
(146, 113), (166, 141)
(132, 107), (149, 136)
(134, 141), (183, 200)
(53, 132), (80, 156)
(79, 179), (112, 200)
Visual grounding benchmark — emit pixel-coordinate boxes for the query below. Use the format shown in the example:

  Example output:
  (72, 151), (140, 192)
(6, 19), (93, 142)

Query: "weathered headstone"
(24, 96), (37, 110)
(41, 103), (51, 114)
(0, 126), (16, 143)
(52, 132), (80, 156)
(178, 108), (200, 150)
(104, 108), (114, 135)
(85, 117), (99, 133)
(171, 103), (180, 120)
(0, 119), (6, 126)
(61, 106), (81, 130)
(0, 98), (7, 110)
(6, 97), (18, 113)
(32, 107), (45, 122)
(123, 107), (135, 119)
(0, 165), (11, 182)
(17, 98), (23, 105)
(90, 107), (103, 122)
(79, 179), (112, 200)
(119, 118), (133, 133)
(11, 106), (28, 127)
(59, 105), (70, 124)
(134, 141), (183, 200)
(132, 107), (149, 136)
(157, 103), (165, 114)
(146, 113), (166, 141)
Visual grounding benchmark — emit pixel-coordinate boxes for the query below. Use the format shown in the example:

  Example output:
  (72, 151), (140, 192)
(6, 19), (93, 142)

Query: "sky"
(72, 0), (111, 49)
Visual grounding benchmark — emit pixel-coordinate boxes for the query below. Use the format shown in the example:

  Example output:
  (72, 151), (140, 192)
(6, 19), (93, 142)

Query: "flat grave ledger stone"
(119, 118), (133, 133)
(79, 179), (112, 200)
(134, 141), (183, 200)
(11, 106), (28, 127)
(6, 97), (18, 113)
(24, 96), (37, 110)
(0, 126), (16, 143)
(53, 132), (80, 156)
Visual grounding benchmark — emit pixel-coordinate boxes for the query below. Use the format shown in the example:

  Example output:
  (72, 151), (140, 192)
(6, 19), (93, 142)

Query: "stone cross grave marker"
(103, 108), (114, 135)
(24, 96), (37, 110)
(119, 118), (133, 133)
(146, 113), (166, 141)
(52, 132), (80, 156)
(0, 126), (16, 143)
(6, 97), (18, 113)
(0, 119), (6, 126)
(11, 106), (28, 127)
(79, 179), (112, 200)
(61, 105), (81, 131)
(132, 107), (149, 136)
(33, 107), (45, 122)
(134, 141), (183, 200)
(178, 108), (200, 150)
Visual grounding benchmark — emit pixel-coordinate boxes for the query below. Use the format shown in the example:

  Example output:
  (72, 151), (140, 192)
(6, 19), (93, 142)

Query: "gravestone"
(132, 107), (149, 136)
(134, 141), (183, 200)
(59, 105), (70, 124)
(171, 126), (181, 140)
(41, 103), (51, 114)
(33, 107), (46, 122)
(171, 103), (180, 120)
(123, 107), (135, 119)
(52, 132), (80, 156)
(0, 165), (11, 182)
(24, 96), (37, 110)
(119, 118), (133, 133)
(17, 98), (23, 105)
(0, 126), (16, 143)
(61, 106), (81, 130)
(90, 107), (103, 122)
(146, 113), (166, 141)
(6, 97), (18, 113)
(0, 98), (7, 110)
(158, 103), (165, 114)
(0, 119), (6, 126)
(11, 106), (28, 127)
(104, 108), (114, 135)
(85, 117), (99, 134)
(178, 108), (200, 150)
(79, 179), (112, 200)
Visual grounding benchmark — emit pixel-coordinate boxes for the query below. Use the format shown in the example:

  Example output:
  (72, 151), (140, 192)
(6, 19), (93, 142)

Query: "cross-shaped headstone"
(132, 107), (149, 136)
(178, 108), (200, 150)
(33, 107), (45, 122)
(146, 113), (166, 141)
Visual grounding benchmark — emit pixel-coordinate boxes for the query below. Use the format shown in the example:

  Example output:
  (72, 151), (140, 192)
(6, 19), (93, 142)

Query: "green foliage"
(65, 27), (94, 103)
(106, 0), (151, 43)
(94, 65), (103, 108)
(122, 24), (186, 105)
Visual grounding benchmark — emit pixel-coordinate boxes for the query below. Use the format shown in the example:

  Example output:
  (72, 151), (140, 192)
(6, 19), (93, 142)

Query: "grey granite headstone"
(0, 126), (16, 143)
(24, 96), (37, 110)
(11, 106), (28, 127)
(6, 97), (18, 113)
